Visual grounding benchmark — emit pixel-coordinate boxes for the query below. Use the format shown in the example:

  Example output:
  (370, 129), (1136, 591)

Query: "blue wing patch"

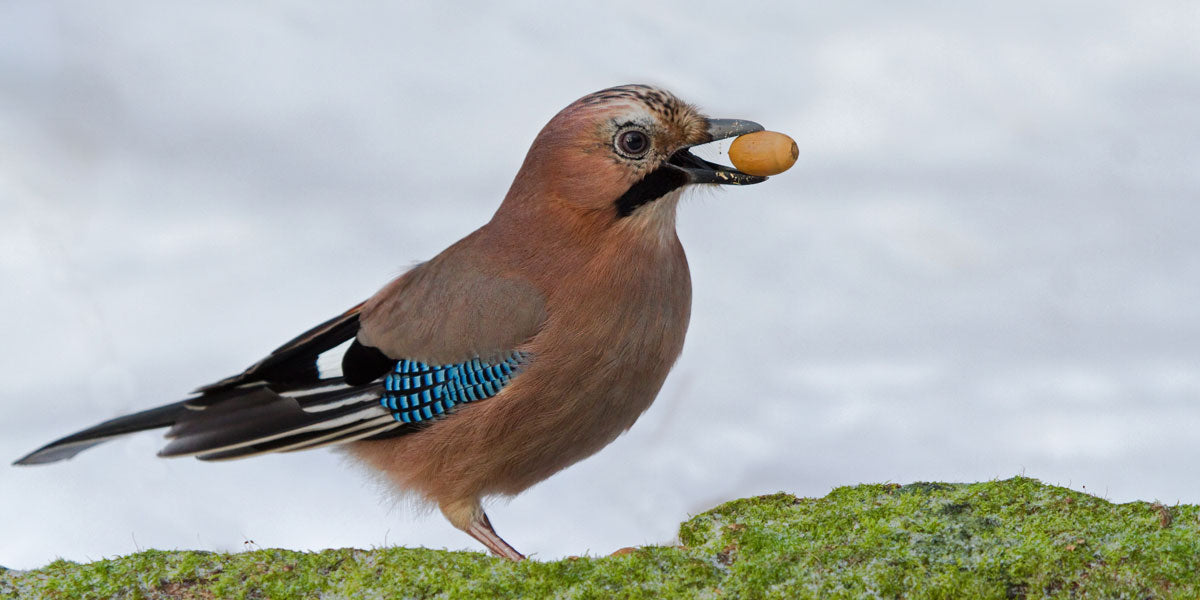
(380, 351), (530, 424)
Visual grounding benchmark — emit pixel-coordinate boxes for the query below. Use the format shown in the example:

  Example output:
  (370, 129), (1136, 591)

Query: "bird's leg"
(440, 499), (525, 561)
(467, 512), (525, 561)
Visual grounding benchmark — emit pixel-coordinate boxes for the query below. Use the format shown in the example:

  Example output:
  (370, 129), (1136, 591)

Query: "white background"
(2, 2), (1198, 569)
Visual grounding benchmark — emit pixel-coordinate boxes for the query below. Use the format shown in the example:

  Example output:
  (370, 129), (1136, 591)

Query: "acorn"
(728, 131), (798, 177)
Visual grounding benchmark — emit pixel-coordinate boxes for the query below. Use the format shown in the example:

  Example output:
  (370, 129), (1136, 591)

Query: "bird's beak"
(667, 118), (768, 185)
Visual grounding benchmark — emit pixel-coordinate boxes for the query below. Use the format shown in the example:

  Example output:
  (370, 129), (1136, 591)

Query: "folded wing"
(14, 255), (547, 466)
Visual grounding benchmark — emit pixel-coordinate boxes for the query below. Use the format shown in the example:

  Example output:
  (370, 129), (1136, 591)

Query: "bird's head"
(499, 85), (766, 232)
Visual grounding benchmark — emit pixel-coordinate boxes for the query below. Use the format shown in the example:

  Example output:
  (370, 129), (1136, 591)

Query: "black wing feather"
(159, 385), (393, 459)
(194, 302), (365, 395)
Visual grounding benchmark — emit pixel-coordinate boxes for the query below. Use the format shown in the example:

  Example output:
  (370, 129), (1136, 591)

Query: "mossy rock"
(3, 477), (1198, 599)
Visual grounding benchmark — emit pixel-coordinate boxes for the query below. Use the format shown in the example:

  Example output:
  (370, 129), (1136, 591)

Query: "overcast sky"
(2, 1), (1198, 569)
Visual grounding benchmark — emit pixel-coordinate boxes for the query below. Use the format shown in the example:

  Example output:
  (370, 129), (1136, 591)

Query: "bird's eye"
(615, 130), (650, 158)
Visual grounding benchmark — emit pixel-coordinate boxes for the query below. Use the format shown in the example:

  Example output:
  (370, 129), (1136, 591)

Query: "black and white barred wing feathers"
(14, 298), (535, 465)
(163, 352), (531, 461)
(158, 302), (400, 460)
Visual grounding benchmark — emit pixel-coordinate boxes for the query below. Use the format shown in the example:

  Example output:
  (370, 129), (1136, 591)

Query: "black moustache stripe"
(614, 166), (688, 218)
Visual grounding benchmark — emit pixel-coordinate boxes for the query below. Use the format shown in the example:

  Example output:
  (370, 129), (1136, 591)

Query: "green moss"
(4, 478), (1198, 599)
(680, 478), (1200, 598)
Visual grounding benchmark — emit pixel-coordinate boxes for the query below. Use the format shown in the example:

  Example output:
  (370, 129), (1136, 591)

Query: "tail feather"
(14, 378), (405, 466)
(11, 304), (416, 467)
(13, 401), (191, 466)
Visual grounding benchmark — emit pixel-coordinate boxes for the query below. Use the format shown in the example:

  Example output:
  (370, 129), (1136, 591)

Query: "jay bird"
(15, 85), (771, 560)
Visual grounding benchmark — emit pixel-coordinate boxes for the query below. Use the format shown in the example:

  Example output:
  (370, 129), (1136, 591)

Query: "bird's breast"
(474, 234), (692, 493)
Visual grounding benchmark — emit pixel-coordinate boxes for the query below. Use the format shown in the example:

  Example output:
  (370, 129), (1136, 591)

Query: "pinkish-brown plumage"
(352, 88), (703, 556)
(15, 85), (771, 560)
